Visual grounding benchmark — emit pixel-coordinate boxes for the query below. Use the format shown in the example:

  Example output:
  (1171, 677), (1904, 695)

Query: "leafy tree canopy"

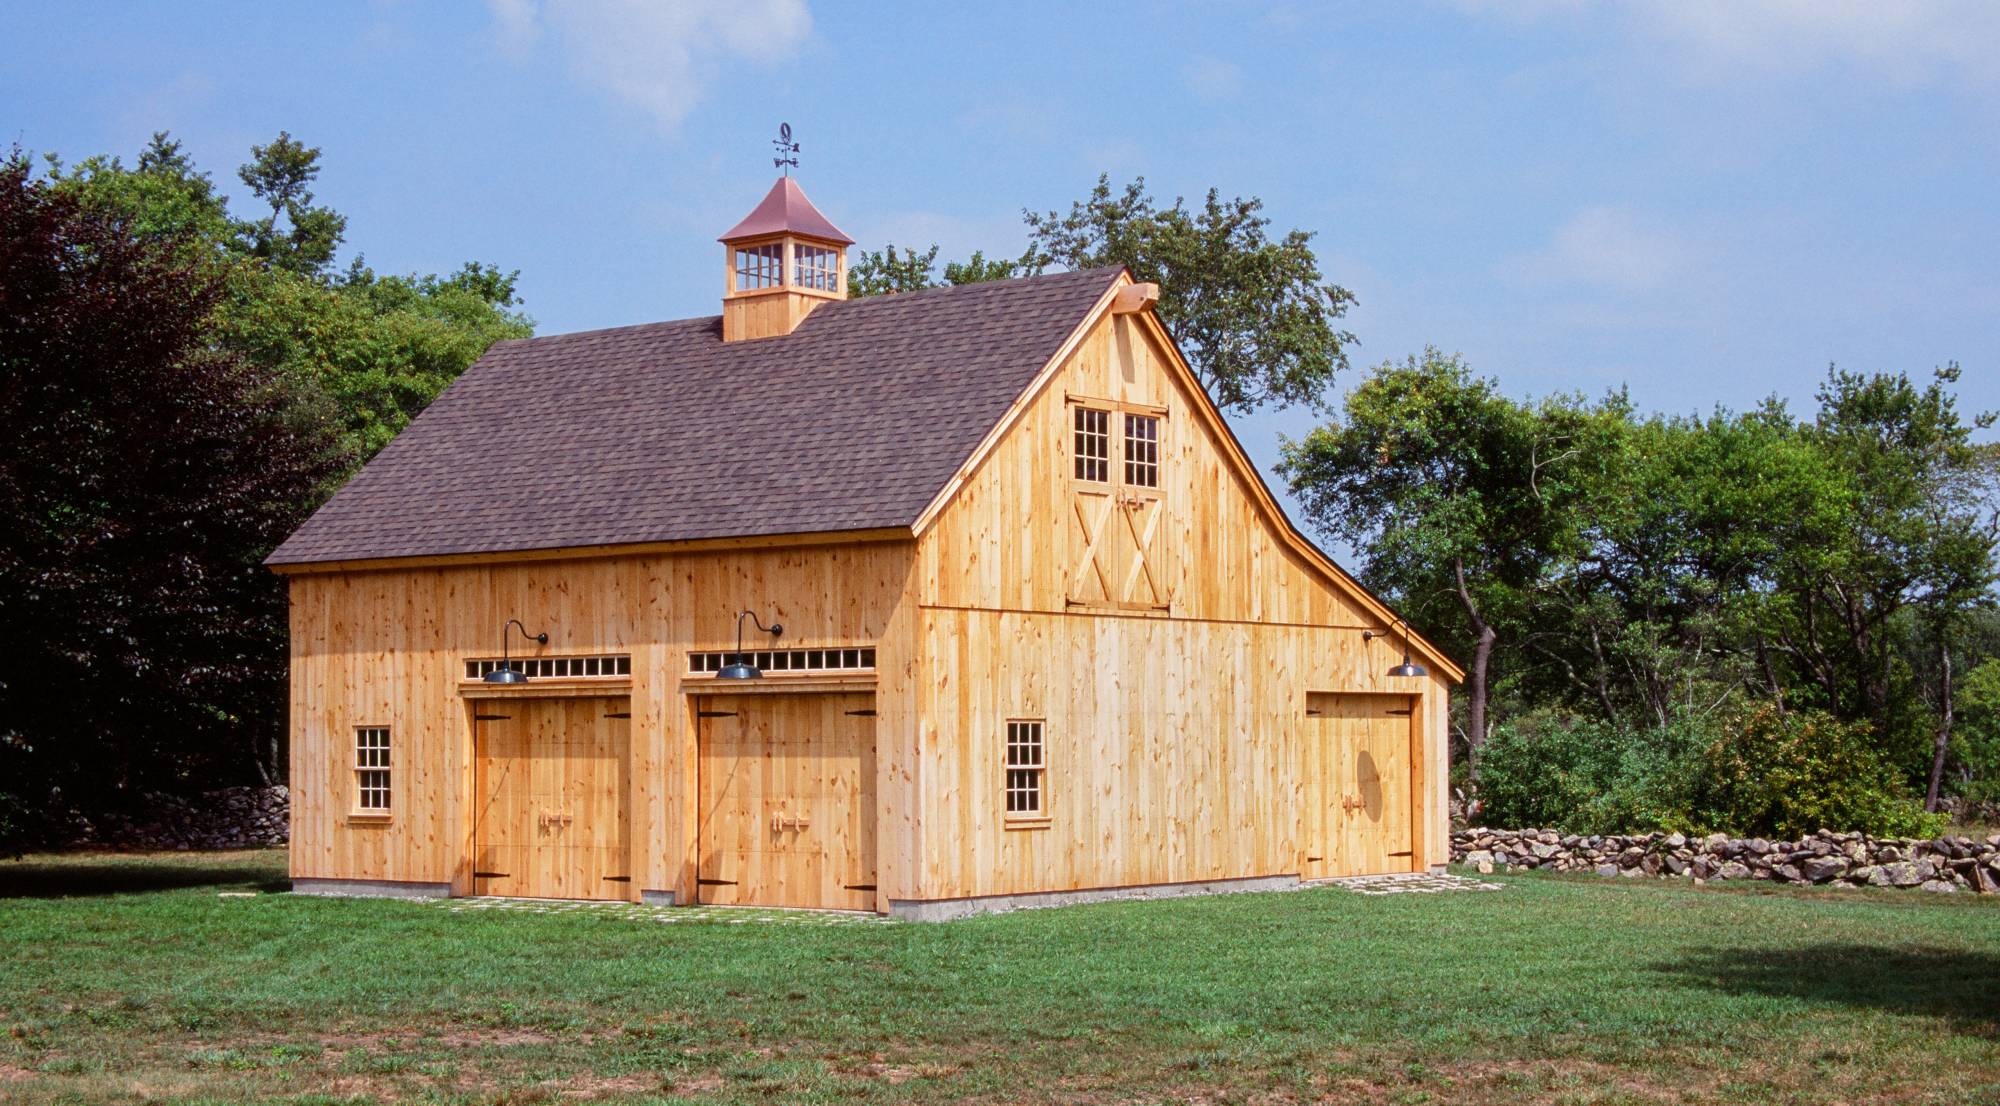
(849, 175), (1355, 415)
(44, 131), (532, 470)
(0, 159), (343, 847)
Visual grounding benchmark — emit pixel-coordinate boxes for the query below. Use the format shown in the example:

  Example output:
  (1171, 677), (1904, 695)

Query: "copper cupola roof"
(718, 176), (854, 245)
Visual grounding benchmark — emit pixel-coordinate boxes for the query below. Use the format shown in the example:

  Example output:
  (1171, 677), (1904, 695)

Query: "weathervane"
(772, 122), (800, 175)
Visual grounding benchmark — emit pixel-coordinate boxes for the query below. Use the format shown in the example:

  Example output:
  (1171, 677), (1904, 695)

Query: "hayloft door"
(1066, 403), (1172, 612)
(473, 696), (632, 900)
(697, 693), (877, 911)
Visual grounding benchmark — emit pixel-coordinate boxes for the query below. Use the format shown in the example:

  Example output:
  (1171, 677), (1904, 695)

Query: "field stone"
(1715, 861), (1752, 881)
(1881, 862), (1923, 887)
(1595, 864), (1620, 878)
(1919, 880), (1958, 894)
(1801, 856), (1849, 883)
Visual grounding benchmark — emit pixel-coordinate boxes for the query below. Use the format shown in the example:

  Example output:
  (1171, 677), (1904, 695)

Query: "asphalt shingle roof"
(266, 267), (1123, 565)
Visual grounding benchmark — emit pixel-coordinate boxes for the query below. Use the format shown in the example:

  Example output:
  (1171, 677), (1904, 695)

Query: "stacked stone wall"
(60, 786), (289, 851)
(1454, 827), (2000, 894)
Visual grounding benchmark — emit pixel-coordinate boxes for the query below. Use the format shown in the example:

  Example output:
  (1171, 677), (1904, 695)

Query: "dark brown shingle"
(266, 267), (1123, 566)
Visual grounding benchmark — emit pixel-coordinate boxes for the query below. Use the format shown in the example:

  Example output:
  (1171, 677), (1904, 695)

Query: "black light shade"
(717, 659), (762, 680)
(483, 666), (529, 685)
(1388, 660), (1428, 679)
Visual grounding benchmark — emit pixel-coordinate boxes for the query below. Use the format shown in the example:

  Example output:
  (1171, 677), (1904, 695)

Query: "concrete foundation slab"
(889, 874), (1300, 922)
(291, 877), (451, 900)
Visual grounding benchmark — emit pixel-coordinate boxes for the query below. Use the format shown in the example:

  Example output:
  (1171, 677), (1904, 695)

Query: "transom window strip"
(355, 727), (391, 812)
(688, 647), (876, 675)
(1005, 720), (1045, 816)
(1073, 406), (1109, 482)
(794, 243), (839, 291)
(734, 242), (783, 290)
(1124, 413), (1160, 488)
(463, 654), (632, 680)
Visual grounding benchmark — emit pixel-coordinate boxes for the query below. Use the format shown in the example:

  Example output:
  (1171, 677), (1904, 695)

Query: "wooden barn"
(267, 175), (1461, 919)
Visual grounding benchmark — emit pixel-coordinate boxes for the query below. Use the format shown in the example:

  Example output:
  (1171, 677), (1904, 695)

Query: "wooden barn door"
(1302, 692), (1415, 878)
(697, 693), (876, 910)
(1299, 694), (1340, 881)
(473, 696), (631, 900)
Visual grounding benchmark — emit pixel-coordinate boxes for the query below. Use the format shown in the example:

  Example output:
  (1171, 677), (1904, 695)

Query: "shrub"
(1672, 706), (1943, 839)
(1472, 712), (1699, 834)
(1956, 659), (2000, 807)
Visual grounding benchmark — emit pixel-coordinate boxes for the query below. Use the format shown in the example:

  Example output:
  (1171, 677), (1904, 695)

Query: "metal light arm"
(1362, 618), (1428, 678)
(501, 619), (549, 670)
(733, 609), (784, 662)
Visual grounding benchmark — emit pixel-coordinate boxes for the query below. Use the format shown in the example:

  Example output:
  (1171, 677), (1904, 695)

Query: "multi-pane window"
(1004, 720), (1045, 818)
(734, 243), (783, 290)
(794, 243), (839, 291)
(1073, 407), (1109, 482)
(355, 727), (391, 812)
(1124, 414), (1160, 488)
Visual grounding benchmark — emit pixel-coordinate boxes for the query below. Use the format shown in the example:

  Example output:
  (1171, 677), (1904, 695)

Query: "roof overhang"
(266, 526), (913, 576)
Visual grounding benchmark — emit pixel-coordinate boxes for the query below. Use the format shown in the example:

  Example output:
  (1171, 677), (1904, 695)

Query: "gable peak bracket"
(1110, 282), (1160, 315)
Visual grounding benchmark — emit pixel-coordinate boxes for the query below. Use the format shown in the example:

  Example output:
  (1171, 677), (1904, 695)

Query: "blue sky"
(6, 1), (1996, 512)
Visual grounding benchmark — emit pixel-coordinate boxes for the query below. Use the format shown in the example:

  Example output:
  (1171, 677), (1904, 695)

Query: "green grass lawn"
(2, 851), (1997, 1104)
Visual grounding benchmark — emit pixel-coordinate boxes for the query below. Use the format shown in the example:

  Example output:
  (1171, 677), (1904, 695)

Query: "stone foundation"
(1454, 827), (2000, 894)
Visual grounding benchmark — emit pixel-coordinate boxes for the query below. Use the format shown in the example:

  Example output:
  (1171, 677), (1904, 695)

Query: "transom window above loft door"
(1071, 402), (1165, 491)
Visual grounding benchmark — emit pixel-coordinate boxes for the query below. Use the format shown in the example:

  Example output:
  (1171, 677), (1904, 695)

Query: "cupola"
(718, 176), (853, 342)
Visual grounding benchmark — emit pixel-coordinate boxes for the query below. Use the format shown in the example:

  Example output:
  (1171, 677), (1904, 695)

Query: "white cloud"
(1506, 205), (1692, 290)
(1451, 0), (2000, 86)
(1183, 57), (1244, 101)
(487, 0), (813, 131)
(1643, 1), (2000, 84)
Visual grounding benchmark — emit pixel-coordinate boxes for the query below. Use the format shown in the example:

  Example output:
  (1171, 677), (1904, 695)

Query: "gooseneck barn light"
(483, 619), (550, 684)
(718, 610), (785, 679)
(1363, 618), (1429, 679)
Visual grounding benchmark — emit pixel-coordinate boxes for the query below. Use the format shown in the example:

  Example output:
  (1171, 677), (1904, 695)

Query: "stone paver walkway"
(440, 896), (896, 925)
(1316, 872), (1504, 895)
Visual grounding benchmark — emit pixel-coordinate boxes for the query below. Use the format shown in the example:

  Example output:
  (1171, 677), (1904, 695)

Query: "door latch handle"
(1342, 797), (1365, 813)
(770, 813), (811, 832)
(539, 810), (574, 828)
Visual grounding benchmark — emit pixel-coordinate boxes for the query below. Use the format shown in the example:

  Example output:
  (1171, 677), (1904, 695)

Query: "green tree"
(1769, 366), (1997, 784)
(0, 158), (343, 847)
(1024, 176), (1355, 413)
(235, 130), (347, 278)
(47, 131), (531, 472)
(1278, 349), (1601, 754)
(850, 176), (1355, 414)
(846, 243), (941, 297)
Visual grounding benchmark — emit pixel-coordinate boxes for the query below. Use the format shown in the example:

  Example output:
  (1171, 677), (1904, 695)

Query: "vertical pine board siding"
(907, 307), (1454, 901)
(287, 541), (916, 902)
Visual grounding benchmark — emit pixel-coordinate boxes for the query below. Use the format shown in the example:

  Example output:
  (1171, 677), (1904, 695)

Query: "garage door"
(473, 696), (632, 900)
(697, 693), (876, 910)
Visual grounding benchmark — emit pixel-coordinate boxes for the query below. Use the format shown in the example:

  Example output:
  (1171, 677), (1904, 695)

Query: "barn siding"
(286, 541), (918, 905)
(908, 307), (1453, 901)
